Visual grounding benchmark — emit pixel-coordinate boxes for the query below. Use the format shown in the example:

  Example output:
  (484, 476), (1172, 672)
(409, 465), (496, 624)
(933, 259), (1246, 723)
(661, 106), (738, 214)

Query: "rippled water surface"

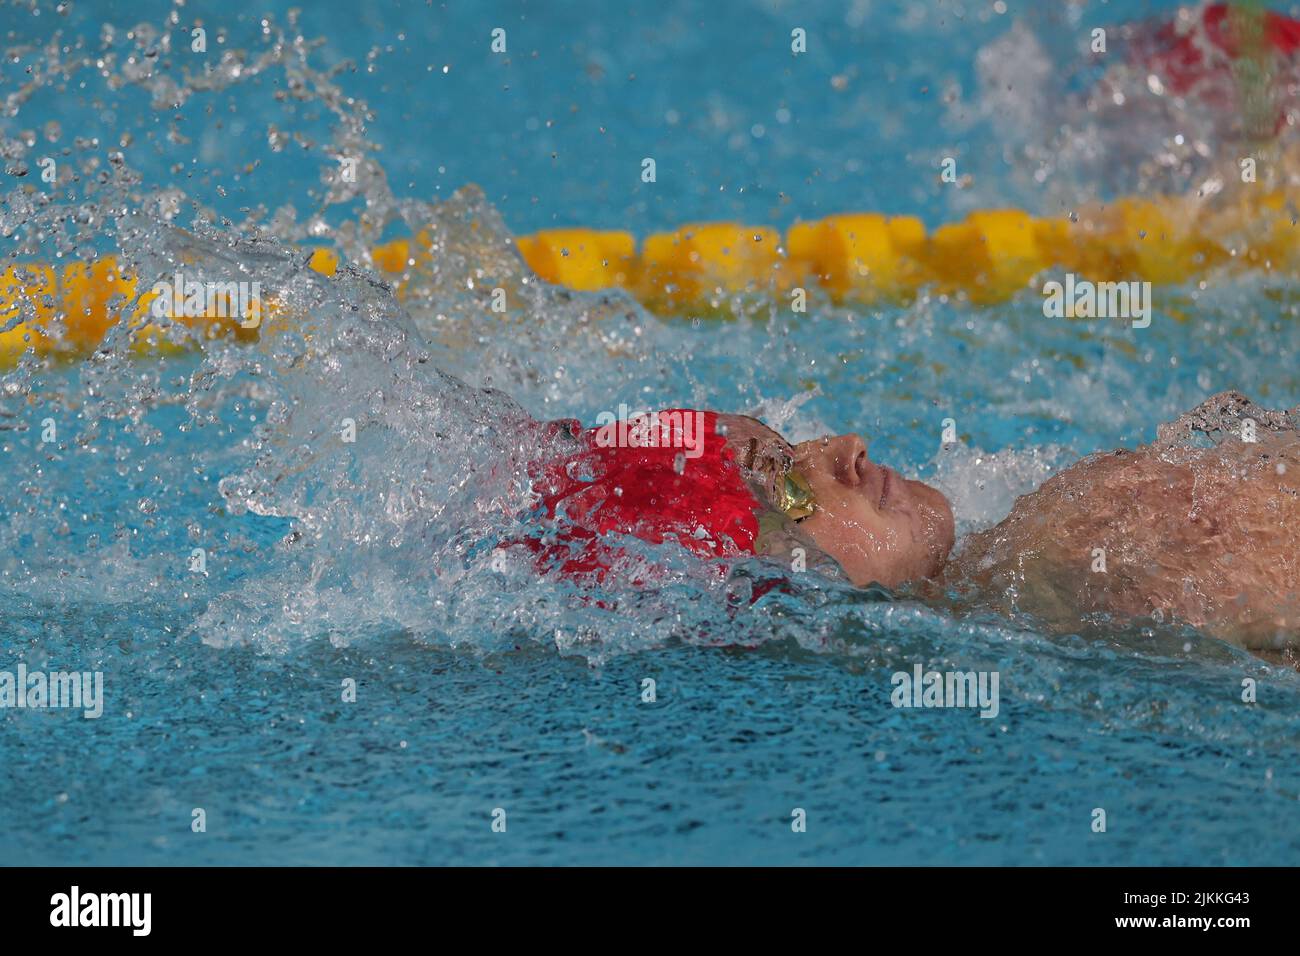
(2, 0), (1299, 865)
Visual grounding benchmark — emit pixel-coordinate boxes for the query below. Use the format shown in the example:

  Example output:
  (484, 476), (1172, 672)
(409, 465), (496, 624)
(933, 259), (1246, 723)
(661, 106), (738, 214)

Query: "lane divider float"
(2, 191), (1296, 365)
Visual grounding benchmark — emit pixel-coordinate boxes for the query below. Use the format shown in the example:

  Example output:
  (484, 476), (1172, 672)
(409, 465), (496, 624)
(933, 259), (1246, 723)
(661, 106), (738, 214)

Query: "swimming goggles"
(742, 438), (817, 522)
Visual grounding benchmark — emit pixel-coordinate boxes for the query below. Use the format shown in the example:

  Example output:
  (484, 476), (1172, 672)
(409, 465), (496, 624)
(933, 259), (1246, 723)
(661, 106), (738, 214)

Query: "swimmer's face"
(790, 434), (955, 587)
(718, 415), (954, 587)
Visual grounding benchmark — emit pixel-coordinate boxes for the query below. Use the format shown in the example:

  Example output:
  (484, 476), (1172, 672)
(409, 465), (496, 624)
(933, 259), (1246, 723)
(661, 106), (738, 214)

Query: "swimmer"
(521, 392), (1299, 656)
(1116, 2), (1300, 141)
(1124, 2), (1300, 102)
(523, 409), (955, 589)
(982, 2), (1300, 196)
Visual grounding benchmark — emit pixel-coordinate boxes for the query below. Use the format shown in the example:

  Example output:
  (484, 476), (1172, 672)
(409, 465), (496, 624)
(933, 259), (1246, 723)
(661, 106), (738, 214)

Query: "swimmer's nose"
(825, 434), (870, 487)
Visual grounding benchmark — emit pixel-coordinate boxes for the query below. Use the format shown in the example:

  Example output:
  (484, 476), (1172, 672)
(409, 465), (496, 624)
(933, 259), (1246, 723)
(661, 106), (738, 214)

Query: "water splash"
(2, 3), (1298, 678)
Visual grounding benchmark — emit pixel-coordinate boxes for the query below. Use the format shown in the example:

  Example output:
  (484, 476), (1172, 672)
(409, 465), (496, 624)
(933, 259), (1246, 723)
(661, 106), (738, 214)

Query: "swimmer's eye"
(777, 468), (817, 521)
(741, 439), (817, 520)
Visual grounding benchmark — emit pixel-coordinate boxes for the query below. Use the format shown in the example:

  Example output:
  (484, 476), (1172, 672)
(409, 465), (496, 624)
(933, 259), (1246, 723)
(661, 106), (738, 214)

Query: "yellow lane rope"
(518, 192), (1297, 307)
(3, 190), (1296, 365)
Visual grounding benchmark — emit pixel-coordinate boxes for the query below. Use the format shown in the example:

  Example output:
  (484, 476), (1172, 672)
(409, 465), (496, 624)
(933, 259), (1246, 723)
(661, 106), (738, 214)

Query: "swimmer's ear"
(753, 512), (842, 576)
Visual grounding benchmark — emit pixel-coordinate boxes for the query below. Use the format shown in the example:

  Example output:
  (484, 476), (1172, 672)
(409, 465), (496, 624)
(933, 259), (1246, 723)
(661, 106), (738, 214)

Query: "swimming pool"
(2, 0), (1299, 866)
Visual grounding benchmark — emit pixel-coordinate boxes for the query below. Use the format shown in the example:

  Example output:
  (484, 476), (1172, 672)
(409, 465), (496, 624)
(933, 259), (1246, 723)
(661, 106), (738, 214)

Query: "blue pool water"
(2, 0), (1300, 866)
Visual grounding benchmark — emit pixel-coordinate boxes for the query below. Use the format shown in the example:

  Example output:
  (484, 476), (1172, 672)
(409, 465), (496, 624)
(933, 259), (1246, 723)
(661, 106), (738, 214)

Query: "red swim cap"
(1135, 3), (1300, 97)
(524, 409), (762, 578)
